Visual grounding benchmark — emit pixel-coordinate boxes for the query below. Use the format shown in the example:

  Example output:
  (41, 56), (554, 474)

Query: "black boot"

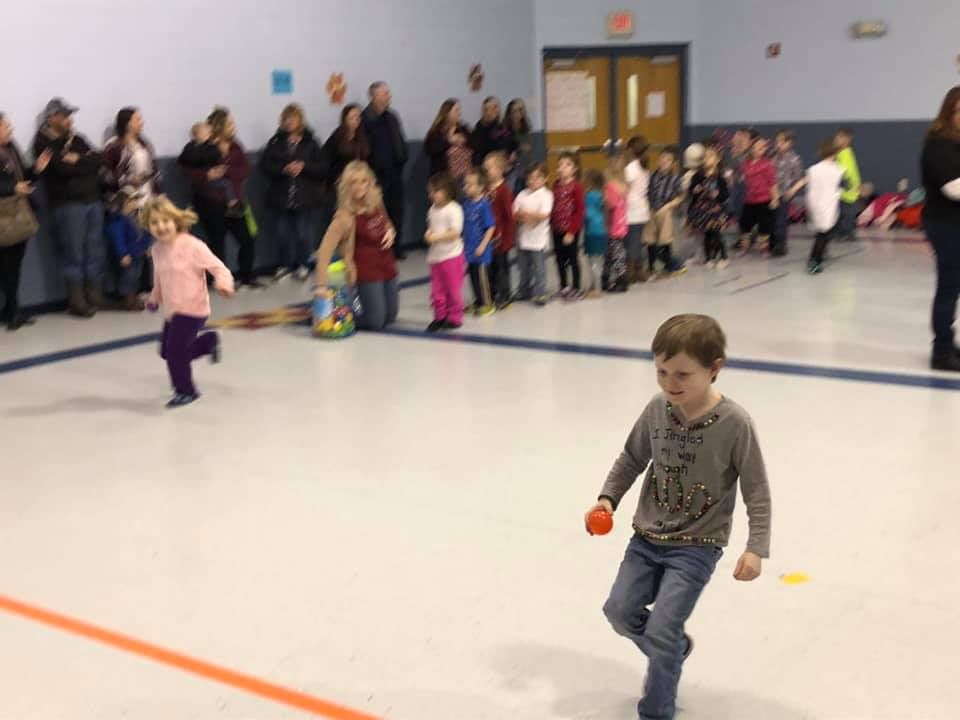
(67, 283), (95, 318)
(931, 352), (960, 373)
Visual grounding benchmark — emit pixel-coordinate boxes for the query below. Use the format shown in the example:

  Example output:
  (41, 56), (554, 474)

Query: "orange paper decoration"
(326, 73), (347, 105)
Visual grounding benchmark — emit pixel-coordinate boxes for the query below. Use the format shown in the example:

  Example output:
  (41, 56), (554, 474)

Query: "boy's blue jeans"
(603, 534), (722, 720)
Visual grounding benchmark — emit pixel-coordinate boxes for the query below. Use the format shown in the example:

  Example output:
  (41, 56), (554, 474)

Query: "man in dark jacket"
(471, 96), (512, 167)
(32, 98), (105, 317)
(259, 104), (329, 280)
(362, 82), (408, 259)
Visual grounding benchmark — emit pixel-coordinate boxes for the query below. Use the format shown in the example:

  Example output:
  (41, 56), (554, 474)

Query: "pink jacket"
(604, 182), (628, 240)
(149, 234), (234, 319)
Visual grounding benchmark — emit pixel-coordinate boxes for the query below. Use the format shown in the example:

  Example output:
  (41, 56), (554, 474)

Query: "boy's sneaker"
(440, 320), (462, 330)
(534, 296), (548, 307)
(476, 305), (496, 317)
(166, 393), (199, 409)
(808, 261), (823, 275)
(426, 319), (445, 333)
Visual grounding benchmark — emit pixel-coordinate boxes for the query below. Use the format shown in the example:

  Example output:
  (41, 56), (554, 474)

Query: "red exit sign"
(607, 10), (635, 38)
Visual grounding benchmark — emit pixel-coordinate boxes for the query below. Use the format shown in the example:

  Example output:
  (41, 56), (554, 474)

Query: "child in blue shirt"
(462, 169), (497, 316)
(105, 189), (154, 310)
(584, 170), (608, 297)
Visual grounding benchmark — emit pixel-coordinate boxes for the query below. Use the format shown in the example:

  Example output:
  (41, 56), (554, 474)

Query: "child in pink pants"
(424, 172), (465, 332)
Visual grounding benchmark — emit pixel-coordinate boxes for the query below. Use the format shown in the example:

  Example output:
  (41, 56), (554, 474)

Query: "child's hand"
(733, 552), (762, 582)
(563, 233), (574, 246)
(217, 285), (235, 298)
(583, 498), (614, 535)
(120, 255), (133, 268)
(424, 230), (434, 244)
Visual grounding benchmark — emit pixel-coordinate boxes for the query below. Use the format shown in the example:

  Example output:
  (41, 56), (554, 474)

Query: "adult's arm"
(258, 135), (288, 178)
(424, 129), (449, 163)
(303, 138), (330, 182)
(392, 112), (409, 168)
(226, 143), (250, 185)
(315, 210), (355, 287)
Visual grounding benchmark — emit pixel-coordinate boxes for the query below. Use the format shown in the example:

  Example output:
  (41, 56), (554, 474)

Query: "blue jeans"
(518, 249), (546, 299)
(925, 220), (960, 356)
(603, 535), (722, 720)
(115, 255), (146, 297)
(354, 279), (399, 331)
(272, 208), (317, 271)
(627, 223), (647, 261)
(51, 202), (105, 285)
(838, 201), (858, 239)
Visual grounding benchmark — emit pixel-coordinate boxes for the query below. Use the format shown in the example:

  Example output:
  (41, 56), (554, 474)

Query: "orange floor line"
(0, 594), (383, 720)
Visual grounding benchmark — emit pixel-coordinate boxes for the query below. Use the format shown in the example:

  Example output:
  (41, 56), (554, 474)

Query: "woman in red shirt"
(315, 161), (398, 331)
(737, 137), (780, 254)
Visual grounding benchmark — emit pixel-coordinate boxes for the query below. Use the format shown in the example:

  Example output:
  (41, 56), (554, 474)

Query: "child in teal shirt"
(584, 170), (608, 297)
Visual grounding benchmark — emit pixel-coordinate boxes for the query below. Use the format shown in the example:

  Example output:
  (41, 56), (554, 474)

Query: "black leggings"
(0, 240), (27, 319)
(467, 263), (493, 306)
(810, 229), (834, 265)
(703, 230), (727, 261)
(553, 231), (581, 290)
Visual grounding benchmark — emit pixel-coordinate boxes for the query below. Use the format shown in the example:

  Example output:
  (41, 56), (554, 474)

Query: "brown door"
(543, 56), (612, 177)
(615, 55), (682, 158)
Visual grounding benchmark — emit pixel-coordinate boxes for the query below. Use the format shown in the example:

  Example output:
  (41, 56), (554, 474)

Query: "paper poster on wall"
(545, 71), (595, 132)
(627, 75), (640, 129)
(645, 91), (666, 119)
(272, 70), (293, 95)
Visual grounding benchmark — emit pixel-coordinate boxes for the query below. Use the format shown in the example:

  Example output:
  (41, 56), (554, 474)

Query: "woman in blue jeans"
(314, 161), (398, 331)
(921, 85), (960, 372)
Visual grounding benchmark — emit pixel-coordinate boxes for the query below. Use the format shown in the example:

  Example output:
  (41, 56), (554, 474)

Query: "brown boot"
(625, 261), (637, 285)
(634, 262), (650, 283)
(87, 284), (122, 311)
(123, 294), (145, 312)
(67, 283), (95, 318)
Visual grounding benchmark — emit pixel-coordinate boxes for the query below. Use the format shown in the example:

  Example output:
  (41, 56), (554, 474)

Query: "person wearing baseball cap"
(32, 98), (106, 317)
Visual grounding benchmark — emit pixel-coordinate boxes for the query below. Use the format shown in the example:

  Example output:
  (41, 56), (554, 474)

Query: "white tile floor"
(1, 236), (959, 720)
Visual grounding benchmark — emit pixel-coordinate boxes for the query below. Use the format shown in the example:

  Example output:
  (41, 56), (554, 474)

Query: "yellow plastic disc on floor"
(780, 572), (810, 585)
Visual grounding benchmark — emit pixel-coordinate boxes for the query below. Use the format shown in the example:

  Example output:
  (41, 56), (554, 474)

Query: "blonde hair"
(139, 195), (198, 232)
(280, 103), (305, 131)
(605, 151), (627, 185)
(337, 161), (383, 215)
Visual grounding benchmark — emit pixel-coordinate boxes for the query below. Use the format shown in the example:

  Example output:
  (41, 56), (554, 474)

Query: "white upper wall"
(532, 0), (700, 125)
(695, 0), (960, 124)
(2, 0), (536, 156)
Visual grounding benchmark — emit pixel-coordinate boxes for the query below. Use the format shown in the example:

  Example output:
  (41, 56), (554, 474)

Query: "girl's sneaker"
(166, 393), (199, 409)
(566, 290), (584, 302)
(427, 319), (445, 333)
(476, 305), (496, 317)
(440, 320), (463, 330)
(716, 259), (730, 270)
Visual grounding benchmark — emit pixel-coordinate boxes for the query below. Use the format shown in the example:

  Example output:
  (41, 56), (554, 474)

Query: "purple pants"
(160, 314), (217, 396)
(429, 254), (465, 324)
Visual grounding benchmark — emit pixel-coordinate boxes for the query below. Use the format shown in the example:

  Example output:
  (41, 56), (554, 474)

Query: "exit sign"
(607, 10), (634, 38)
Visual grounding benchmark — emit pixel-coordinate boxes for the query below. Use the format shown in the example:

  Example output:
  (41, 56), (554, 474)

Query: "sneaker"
(716, 259), (729, 270)
(166, 393), (200, 409)
(440, 320), (462, 330)
(426, 319), (445, 333)
(210, 335), (222, 365)
(294, 266), (310, 282)
(667, 263), (688, 278)
(586, 289), (604, 299)
(555, 287), (571, 300)
(476, 304), (496, 317)
(808, 261), (823, 275)
(495, 299), (512, 311)
(931, 353), (960, 372)
(566, 290), (584, 302)
(706, 260), (718, 269)
(466, 302), (480, 316)
(534, 296), (548, 307)
(273, 267), (292, 283)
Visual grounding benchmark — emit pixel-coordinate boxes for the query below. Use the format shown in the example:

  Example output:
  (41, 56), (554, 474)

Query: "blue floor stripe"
(380, 327), (960, 392)
(3, 273), (959, 392)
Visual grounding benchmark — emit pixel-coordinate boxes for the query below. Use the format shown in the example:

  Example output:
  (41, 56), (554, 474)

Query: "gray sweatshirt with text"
(599, 394), (772, 558)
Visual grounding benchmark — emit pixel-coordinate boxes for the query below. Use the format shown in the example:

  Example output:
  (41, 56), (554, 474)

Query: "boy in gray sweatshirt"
(585, 314), (772, 720)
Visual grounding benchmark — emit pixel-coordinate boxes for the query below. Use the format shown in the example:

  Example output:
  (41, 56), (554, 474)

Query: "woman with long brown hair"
(180, 106), (262, 289)
(424, 99), (471, 178)
(323, 103), (370, 185)
(921, 85), (960, 372)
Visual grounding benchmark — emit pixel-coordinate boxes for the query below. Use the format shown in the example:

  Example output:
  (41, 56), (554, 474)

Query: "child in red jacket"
(483, 151), (516, 309)
(551, 151), (586, 299)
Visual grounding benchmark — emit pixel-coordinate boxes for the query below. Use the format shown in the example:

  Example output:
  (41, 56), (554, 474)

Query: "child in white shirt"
(805, 140), (846, 274)
(513, 163), (554, 306)
(425, 172), (465, 331)
(624, 137), (652, 283)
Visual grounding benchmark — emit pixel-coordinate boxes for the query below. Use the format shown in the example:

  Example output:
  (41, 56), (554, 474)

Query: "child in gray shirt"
(585, 314), (772, 720)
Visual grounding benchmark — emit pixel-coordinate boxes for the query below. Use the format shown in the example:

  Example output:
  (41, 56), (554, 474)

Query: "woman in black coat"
(921, 85), (960, 372)
(0, 113), (50, 330)
(424, 99), (472, 180)
(259, 103), (329, 281)
(323, 104), (370, 186)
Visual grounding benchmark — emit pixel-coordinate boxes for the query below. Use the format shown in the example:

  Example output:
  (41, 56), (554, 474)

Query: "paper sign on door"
(646, 91), (666, 119)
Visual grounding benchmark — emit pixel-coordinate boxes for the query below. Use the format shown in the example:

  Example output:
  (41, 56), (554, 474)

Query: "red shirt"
(354, 209), (398, 283)
(742, 157), (776, 205)
(551, 179), (586, 234)
(489, 182), (516, 253)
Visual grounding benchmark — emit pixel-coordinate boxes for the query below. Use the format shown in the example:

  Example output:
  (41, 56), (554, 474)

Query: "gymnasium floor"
(1, 234), (958, 720)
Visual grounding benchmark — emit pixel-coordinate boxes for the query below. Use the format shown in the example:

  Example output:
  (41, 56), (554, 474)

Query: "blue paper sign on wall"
(272, 70), (293, 95)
